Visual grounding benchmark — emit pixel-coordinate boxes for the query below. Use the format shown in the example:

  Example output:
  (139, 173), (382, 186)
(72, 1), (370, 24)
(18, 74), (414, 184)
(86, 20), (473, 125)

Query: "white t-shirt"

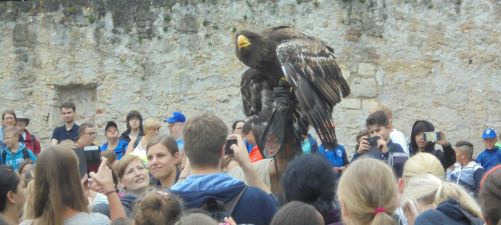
(390, 129), (409, 155)
(20, 212), (109, 225)
(130, 139), (147, 163)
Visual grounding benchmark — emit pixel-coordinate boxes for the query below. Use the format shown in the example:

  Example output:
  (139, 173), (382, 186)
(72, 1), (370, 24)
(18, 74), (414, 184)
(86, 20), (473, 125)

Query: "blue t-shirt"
(51, 123), (80, 143)
(1, 142), (37, 172)
(318, 144), (348, 167)
(99, 138), (129, 160)
(176, 138), (184, 152)
(476, 146), (501, 171)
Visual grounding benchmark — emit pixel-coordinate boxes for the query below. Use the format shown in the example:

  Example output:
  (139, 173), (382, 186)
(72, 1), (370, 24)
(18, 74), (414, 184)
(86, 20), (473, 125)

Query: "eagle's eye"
(237, 35), (251, 49)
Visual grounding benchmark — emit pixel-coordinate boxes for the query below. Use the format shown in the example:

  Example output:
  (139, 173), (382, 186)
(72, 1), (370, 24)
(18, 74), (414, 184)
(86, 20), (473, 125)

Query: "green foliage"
(164, 14), (172, 23)
(202, 19), (210, 27)
(87, 15), (96, 24)
(66, 6), (77, 15)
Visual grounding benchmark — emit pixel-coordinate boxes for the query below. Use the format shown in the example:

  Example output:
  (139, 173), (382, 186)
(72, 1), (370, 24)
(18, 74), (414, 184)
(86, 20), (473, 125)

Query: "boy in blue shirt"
(318, 143), (349, 177)
(1, 127), (37, 171)
(476, 128), (501, 171)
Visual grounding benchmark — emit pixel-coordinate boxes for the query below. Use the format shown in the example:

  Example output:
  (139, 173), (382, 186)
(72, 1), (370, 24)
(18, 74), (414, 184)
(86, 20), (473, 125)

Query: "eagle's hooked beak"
(237, 35), (251, 49)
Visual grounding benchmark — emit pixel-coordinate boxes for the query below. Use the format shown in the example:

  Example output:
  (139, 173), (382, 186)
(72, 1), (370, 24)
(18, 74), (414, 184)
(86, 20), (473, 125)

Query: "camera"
(367, 136), (381, 149)
(225, 138), (237, 155)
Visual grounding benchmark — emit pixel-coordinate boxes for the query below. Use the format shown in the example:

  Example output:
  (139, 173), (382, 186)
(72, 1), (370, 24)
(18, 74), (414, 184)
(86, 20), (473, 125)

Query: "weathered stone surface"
(0, 0), (500, 154)
(339, 98), (361, 110)
(350, 78), (378, 98)
(358, 63), (376, 77)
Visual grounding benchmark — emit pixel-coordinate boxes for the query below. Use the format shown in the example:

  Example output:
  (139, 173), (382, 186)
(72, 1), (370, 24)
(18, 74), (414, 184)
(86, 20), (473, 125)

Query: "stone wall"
(0, 0), (500, 154)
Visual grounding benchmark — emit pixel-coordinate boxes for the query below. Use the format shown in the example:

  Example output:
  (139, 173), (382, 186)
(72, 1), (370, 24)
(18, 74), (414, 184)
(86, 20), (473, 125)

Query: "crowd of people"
(0, 101), (500, 225)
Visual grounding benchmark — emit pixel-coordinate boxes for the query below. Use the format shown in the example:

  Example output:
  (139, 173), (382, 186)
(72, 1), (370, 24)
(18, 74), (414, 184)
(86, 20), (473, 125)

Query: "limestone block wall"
(0, 0), (500, 154)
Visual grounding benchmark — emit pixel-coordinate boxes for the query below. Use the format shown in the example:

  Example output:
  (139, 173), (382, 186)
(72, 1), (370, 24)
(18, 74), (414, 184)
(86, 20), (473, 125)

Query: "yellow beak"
(237, 35), (251, 49)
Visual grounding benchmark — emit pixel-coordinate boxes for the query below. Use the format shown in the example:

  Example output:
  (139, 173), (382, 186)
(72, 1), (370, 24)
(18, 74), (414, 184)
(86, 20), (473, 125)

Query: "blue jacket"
(1, 142), (37, 172)
(475, 146), (501, 171)
(99, 138), (129, 160)
(415, 199), (483, 225)
(318, 144), (348, 167)
(170, 173), (277, 225)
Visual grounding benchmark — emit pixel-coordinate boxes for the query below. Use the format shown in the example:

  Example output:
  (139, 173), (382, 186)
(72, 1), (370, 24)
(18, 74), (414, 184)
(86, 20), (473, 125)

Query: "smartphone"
(225, 138), (237, 155)
(84, 146), (101, 175)
(423, 132), (440, 142)
(367, 136), (380, 149)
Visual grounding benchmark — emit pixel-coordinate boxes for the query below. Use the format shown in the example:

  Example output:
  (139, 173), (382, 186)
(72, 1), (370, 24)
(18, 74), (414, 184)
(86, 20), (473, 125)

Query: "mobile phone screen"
(423, 132), (439, 142)
(84, 146), (101, 175)
(225, 139), (237, 155)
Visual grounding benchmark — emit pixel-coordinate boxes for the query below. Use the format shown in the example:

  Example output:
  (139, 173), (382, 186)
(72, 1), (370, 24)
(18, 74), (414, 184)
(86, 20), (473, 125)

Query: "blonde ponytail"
(371, 211), (396, 225)
(337, 158), (398, 225)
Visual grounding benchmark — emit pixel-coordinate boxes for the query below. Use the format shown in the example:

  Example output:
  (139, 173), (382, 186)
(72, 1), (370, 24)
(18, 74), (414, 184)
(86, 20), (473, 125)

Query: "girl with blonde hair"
(337, 158), (398, 225)
(402, 173), (483, 225)
(126, 118), (161, 162)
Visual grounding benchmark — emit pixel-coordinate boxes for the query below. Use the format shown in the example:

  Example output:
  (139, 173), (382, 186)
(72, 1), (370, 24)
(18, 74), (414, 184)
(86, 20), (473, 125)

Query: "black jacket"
(415, 199), (483, 225)
(409, 120), (455, 169)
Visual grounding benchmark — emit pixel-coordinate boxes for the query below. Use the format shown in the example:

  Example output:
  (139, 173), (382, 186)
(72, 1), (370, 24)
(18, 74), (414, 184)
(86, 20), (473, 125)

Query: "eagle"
(235, 26), (350, 157)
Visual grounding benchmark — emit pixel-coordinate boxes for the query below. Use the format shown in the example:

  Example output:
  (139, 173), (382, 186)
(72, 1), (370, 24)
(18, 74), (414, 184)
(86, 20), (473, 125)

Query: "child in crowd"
(403, 174), (483, 225)
(317, 143), (349, 177)
(281, 154), (341, 224)
(475, 128), (501, 171)
(446, 141), (485, 197)
(353, 111), (404, 162)
(132, 191), (182, 225)
(409, 120), (455, 170)
(1, 127), (37, 172)
(337, 158), (398, 225)
(0, 165), (25, 225)
(271, 201), (325, 225)
(479, 165), (501, 225)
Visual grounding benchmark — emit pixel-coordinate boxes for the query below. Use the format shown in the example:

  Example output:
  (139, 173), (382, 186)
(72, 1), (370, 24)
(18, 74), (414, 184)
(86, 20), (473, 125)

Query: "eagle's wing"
(240, 68), (273, 124)
(276, 39), (350, 147)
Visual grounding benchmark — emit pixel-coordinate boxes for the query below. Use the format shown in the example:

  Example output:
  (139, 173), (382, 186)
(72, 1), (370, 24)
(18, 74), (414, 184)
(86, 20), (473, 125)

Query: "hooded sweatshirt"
(409, 120), (455, 170)
(414, 199), (483, 225)
(170, 173), (278, 225)
(1, 142), (37, 172)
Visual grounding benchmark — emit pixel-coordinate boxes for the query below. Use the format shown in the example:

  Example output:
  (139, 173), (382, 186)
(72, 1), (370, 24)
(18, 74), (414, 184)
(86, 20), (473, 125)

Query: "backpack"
(2, 148), (30, 164)
(200, 186), (247, 222)
(388, 152), (409, 178)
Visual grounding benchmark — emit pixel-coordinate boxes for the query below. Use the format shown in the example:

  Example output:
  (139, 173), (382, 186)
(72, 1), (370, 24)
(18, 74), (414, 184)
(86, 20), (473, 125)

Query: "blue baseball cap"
(165, 111), (186, 123)
(482, 128), (497, 139)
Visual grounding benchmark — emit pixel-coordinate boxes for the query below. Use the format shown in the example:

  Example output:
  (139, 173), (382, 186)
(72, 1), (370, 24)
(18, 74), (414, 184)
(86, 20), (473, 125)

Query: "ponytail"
(371, 209), (396, 225)
(337, 159), (398, 225)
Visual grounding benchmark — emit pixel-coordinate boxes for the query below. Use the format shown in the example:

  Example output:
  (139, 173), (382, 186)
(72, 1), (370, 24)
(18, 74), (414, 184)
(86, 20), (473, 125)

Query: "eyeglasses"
(85, 132), (97, 136)
(3, 117), (15, 120)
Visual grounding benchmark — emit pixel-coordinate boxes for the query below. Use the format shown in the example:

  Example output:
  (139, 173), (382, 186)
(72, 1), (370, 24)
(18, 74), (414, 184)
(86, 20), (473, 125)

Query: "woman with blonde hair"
(126, 118), (161, 162)
(93, 154), (150, 218)
(400, 152), (444, 188)
(337, 158), (399, 225)
(21, 142), (125, 225)
(402, 174), (483, 225)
